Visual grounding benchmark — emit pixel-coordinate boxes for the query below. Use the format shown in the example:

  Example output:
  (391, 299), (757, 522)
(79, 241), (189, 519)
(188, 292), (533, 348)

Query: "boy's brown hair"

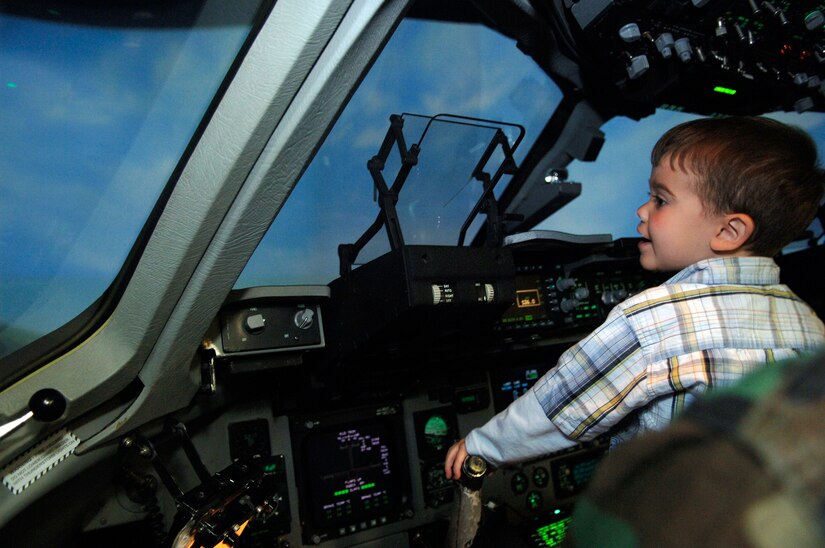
(651, 116), (825, 256)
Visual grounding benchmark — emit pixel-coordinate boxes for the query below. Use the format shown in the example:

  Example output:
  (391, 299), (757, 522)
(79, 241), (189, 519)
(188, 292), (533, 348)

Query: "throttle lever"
(446, 455), (488, 548)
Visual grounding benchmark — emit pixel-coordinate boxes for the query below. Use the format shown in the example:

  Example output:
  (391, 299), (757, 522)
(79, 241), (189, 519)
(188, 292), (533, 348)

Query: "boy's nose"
(636, 201), (648, 221)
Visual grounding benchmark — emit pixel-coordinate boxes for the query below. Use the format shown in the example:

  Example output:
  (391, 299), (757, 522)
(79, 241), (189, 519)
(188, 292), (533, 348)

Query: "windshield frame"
(0, 0), (414, 474)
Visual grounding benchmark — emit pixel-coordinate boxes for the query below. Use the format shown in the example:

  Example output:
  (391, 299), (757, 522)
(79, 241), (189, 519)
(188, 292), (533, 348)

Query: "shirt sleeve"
(534, 306), (644, 440)
(464, 389), (578, 467)
(465, 305), (645, 466)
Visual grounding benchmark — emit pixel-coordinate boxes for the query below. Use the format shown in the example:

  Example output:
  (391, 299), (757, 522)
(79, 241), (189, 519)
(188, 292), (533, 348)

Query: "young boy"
(445, 116), (825, 479)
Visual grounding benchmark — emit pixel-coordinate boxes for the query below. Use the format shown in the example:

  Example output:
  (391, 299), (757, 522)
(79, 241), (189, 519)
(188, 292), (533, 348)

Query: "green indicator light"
(527, 491), (542, 510)
(6, 83), (17, 88)
(713, 86), (737, 95)
(524, 314), (533, 321)
(534, 517), (571, 547)
(264, 463), (278, 472)
(360, 482), (376, 490)
(554, 509), (561, 515)
(461, 395), (477, 403)
(334, 489), (349, 497)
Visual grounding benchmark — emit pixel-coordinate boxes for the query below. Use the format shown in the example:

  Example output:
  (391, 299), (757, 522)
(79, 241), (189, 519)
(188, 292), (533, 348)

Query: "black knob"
(28, 388), (67, 422)
(458, 455), (488, 491)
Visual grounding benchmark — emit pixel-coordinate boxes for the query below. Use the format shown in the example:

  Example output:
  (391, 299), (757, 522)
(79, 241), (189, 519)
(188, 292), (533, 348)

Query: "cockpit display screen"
(488, 354), (561, 413)
(290, 404), (412, 543)
(307, 422), (399, 526)
(500, 272), (548, 325)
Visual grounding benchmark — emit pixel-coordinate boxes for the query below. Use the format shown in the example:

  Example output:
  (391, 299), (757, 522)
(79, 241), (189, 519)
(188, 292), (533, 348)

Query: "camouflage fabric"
(569, 351), (825, 547)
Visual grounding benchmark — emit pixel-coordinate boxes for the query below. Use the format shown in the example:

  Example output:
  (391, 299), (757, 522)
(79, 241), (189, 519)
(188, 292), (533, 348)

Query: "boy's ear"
(711, 213), (755, 252)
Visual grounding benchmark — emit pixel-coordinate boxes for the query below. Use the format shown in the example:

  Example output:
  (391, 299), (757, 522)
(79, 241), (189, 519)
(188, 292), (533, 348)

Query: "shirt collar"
(665, 257), (780, 286)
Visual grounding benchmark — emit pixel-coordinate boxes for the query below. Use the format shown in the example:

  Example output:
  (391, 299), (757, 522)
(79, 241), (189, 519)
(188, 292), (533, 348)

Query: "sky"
(237, 20), (566, 287)
(2, 11), (825, 358)
(0, 7), (255, 355)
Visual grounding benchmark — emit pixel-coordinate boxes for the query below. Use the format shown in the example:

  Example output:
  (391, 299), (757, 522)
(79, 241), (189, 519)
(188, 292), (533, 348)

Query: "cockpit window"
(238, 15), (825, 291)
(5, 2), (822, 363)
(236, 18), (563, 287)
(0, 1), (267, 360)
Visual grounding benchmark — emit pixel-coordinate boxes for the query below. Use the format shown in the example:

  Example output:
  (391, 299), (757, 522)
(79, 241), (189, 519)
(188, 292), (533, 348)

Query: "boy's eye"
(648, 193), (666, 207)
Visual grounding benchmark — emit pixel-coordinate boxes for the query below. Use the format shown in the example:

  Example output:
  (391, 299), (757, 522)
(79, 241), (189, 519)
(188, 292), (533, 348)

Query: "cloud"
(0, 18), (253, 333)
(765, 111), (825, 130)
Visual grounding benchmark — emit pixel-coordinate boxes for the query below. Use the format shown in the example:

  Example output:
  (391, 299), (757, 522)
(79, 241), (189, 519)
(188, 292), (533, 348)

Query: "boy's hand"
(444, 438), (468, 480)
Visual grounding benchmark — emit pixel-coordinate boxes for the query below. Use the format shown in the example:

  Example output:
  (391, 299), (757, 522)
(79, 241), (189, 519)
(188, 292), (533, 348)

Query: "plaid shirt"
(467, 257), (825, 465)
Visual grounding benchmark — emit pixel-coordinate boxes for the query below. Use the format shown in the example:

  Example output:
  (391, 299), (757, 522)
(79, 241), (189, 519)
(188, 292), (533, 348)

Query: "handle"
(0, 388), (67, 441)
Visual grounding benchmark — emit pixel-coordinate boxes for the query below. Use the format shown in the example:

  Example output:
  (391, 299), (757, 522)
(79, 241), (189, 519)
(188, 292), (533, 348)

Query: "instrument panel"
(567, 0), (825, 116)
(497, 253), (666, 340)
(217, 286), (329, 358)
(180, 235), (660, 546)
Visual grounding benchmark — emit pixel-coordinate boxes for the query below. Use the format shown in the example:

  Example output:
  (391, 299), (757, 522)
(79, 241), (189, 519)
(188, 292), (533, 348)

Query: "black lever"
(0, 388), (68, 440)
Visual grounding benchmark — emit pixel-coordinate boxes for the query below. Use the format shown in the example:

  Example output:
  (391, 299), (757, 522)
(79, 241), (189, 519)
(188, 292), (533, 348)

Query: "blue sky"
(237, 20), (565, 287)
(0, 10), (253, 354)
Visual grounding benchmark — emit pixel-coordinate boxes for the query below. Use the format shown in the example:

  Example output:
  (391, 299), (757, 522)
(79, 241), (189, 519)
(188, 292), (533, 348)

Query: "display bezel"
(289, 403), (413, 543)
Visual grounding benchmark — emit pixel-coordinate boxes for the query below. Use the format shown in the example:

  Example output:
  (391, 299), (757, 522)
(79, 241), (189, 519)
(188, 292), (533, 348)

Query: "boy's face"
(636, 156), (725, 272)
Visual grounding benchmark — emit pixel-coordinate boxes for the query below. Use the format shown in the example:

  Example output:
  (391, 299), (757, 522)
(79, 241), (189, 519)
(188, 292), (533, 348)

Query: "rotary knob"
(476, 282), (495, 303)
(560, 298), (579, 313)
(244, 313), (265, 334)
(555, 277), (576, 291)
(293, 308), (314, 329)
